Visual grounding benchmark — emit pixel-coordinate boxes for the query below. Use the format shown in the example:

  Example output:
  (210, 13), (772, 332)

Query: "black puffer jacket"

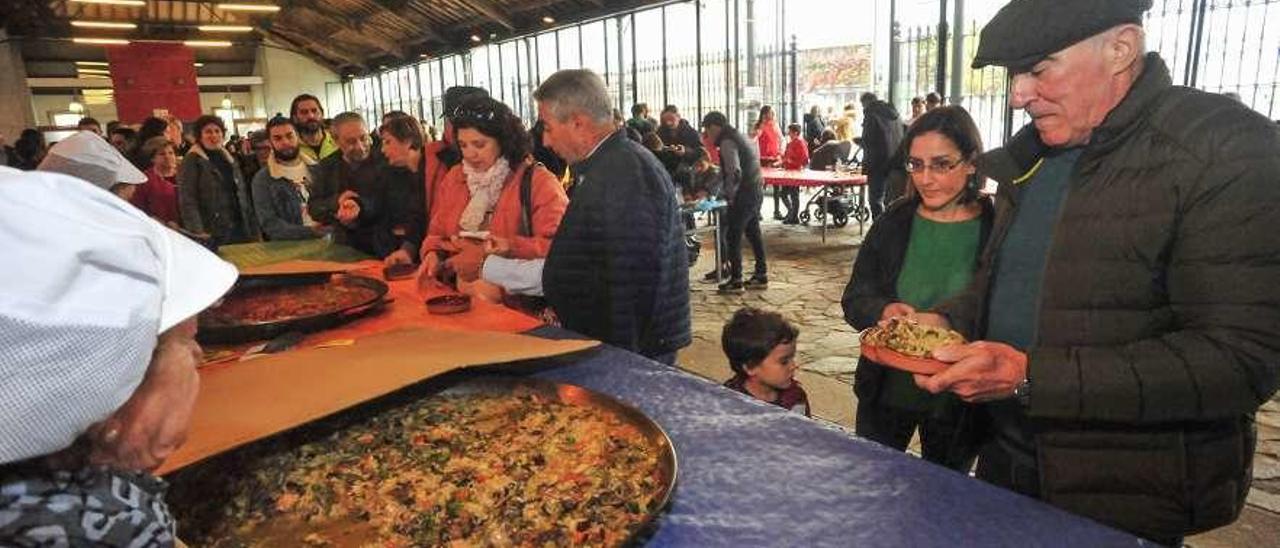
(860, 100), (904, 178)
(544, 130), (692, 359)
(936, 54), (1280, 539)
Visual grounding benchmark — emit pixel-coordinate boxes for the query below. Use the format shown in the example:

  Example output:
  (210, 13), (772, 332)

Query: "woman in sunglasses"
(415, 97), (569, 307)
(840, 106), (994, 470)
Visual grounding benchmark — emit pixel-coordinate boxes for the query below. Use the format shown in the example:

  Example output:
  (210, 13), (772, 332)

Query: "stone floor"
(673, 198), (1280, 546)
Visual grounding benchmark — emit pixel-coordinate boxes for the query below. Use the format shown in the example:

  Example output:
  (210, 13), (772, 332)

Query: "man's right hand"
(336, 200), (359, 225)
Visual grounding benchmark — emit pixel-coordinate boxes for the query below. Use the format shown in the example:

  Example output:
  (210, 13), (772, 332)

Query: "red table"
(761, 168), (869, 241)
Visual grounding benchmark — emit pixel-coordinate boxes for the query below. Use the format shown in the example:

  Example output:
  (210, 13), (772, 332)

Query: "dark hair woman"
(177, 115), (260, 245)
(129, 136), (182, 228)
(130, 116), (171, 168)
(417, 96), (568, 308)
(840, 105), (992, 471)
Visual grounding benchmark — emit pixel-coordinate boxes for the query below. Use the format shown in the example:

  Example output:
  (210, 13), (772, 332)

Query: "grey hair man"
(308, 111), (424, 264)
(903, 0), (1280, 544)
(534, 69), (690, 364)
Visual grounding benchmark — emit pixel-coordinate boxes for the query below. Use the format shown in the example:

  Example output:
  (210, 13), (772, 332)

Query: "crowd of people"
(2, 0), (1279, 545)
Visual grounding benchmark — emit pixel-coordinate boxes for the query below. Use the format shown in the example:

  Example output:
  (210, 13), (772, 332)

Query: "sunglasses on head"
(450, 104), (500, 123)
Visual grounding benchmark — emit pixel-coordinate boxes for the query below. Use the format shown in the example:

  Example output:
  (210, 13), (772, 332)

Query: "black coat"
(656, 119), (705, 168)
(544, 130), (692, 358)
(809, 140), (852, 171)
(936, 54), (1280, 539)
(860, 100), (904, 178)
(308, 152), (424, 259)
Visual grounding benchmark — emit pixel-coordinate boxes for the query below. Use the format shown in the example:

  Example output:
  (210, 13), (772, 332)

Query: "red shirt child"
(781, 125), (810, 170)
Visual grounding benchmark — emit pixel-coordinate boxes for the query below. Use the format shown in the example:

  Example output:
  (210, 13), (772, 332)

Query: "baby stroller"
(798, 147), (870, 229)
(798, 190), (859, 228)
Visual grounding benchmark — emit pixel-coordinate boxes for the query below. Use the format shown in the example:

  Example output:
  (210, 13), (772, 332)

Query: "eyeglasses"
(450, 104), (499, 123)
(905, 157), (966, 174)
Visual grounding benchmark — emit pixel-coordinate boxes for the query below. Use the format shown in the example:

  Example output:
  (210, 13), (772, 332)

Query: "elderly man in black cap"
(899, 0), (1280, 544)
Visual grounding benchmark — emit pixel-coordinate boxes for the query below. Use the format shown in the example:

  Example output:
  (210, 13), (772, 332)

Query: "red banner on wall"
(106, 43), (201, 123)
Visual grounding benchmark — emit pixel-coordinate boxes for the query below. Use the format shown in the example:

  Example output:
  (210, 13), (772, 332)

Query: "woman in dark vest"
(841, 106), (993, 471)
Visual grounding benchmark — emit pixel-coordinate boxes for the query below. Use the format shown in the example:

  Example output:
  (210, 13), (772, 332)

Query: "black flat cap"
(973, 0), (1152, 69)
(442, 86), (489, 119)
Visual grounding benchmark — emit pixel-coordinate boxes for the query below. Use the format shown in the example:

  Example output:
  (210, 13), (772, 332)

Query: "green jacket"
(938, 54), (1280, 539)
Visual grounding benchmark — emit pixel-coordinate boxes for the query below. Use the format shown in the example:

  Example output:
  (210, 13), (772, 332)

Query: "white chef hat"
(0, 167), (237, 464)
(37, 130), (147, 191)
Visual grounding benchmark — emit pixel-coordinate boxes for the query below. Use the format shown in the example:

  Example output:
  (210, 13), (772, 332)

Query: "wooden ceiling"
(3, 0), (669, 77)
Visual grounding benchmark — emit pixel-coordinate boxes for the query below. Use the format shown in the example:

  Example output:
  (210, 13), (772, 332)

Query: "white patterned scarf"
(460, 160), (513, 231)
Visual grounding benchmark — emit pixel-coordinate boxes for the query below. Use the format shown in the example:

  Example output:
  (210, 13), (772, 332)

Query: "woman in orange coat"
(418, 97), (569, 305)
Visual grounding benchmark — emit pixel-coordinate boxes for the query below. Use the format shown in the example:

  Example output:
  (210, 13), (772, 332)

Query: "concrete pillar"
(0, 30), (37, 142)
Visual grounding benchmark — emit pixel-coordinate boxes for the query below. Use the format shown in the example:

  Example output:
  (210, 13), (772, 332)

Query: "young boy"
(778, 124), (808, 224)
(722, 307), (810, 417)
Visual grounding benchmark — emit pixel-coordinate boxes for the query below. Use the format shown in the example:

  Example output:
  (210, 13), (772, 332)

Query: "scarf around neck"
(460, 160), (513, 232)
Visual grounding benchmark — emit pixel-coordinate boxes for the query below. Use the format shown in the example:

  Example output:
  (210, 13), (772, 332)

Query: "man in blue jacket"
(534, 69), (691, 364)
(251, 117), (324, 241)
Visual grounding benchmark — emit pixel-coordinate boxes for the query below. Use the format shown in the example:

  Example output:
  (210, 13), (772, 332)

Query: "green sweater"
(882, 213), (982, 411)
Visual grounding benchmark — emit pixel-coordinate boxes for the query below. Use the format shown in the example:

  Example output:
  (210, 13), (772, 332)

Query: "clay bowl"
(426, 293), (472, 315)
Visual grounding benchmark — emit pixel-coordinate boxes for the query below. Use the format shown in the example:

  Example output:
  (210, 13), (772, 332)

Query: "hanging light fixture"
(184, 40), (233, 48)
(71, 0), (145, 6)
(69, 93), (85, 113)
(73, 37), (130, 45)
(215, 3), (281, 12)
(71, 21), (138, 30)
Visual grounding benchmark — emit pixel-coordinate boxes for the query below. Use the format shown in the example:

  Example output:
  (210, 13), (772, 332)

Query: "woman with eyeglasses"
(840, 106), (994, 470)
(414, 97), (569, 308)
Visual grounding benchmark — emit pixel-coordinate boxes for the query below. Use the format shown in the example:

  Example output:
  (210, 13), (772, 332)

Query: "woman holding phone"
(411, 97), (568, 306)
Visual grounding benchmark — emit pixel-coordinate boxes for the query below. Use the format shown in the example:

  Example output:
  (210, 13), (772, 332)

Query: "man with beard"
(251, 116), (324, 240)
(290, 94), (339, 162)
(309, 112), (422, 265)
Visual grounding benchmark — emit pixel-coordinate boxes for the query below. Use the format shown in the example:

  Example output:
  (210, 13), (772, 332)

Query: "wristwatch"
(1013, 378), (1031, 406)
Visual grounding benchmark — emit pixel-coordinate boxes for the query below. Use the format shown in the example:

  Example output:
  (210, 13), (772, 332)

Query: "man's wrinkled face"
(269, 124), (300, 162)
(537, 102), (582, 163)
(293, 99), (324, 134)
(1009, 36), (1117, 148)
(334, 121), (370, 164)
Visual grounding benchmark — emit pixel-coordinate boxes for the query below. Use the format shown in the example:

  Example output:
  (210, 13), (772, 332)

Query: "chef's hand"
(336, 200), (360, 225)
(88, 318), (202, 472)
(383, 249), (413, 267)
(878, 302), (916, 322)
(484, 235), (512, 257)
(913, 341), (1027, 403)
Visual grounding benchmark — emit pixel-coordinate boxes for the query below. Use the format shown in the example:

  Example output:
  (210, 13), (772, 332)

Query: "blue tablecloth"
(524, 327), (1149, 547)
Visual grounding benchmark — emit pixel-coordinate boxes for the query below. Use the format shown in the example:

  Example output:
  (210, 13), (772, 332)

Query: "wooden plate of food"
(859, 317), (965, 375)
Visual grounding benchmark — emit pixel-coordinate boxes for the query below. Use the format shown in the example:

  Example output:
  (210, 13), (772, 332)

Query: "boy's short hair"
(787, 123), (802, 134)
(722, 307), (799, 375)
